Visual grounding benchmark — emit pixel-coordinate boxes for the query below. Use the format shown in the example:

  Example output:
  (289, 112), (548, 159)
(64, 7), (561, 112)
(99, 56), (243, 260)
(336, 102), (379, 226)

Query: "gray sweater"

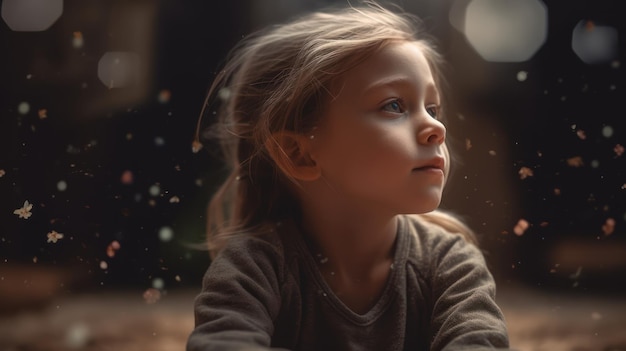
(187, 215), (509, 351)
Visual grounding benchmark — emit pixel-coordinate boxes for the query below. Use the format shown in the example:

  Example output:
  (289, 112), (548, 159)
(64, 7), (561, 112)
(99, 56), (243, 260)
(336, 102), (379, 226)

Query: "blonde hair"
(195, 2), (476, 256)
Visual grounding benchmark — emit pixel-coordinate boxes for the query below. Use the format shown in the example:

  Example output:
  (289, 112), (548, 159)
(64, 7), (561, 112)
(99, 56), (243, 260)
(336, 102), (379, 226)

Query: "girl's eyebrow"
(362, 76), (439, 98)
(363, 76), (414, 93)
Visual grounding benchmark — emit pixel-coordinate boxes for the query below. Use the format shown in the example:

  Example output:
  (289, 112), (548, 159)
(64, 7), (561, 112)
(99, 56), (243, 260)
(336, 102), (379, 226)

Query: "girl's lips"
(412, 157), (445, 172)
(412, 166), (444, 175)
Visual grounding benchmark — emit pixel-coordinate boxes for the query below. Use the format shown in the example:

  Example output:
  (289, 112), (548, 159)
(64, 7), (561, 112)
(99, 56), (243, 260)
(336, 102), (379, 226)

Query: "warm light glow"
(1, 0), (63, 32)
(463, 0), (548, 62)
(571, 20), (618, 64)
(97, 52), (140, 89)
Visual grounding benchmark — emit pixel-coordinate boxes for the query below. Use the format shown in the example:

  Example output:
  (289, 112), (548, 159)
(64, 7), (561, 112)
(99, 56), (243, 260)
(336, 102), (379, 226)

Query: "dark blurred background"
(0, 0), (625, 315)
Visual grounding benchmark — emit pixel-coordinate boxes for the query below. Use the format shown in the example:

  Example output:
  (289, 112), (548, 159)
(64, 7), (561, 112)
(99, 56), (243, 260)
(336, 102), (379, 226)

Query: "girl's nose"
(417, 114), (446, 145)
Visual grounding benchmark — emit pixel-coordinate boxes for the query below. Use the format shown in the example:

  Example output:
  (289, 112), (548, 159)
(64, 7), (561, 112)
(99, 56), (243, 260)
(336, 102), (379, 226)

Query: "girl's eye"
(381, 99), (405, 114)
(425, 105), (440, 119)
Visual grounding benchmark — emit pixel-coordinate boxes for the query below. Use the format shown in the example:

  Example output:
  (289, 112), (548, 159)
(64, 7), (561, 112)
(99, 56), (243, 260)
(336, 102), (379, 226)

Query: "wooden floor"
(1, 284), (625, 351)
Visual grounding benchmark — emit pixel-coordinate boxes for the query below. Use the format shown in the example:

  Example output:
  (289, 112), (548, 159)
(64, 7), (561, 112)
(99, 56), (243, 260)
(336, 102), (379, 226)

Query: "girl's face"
(311, 41), (447, 215)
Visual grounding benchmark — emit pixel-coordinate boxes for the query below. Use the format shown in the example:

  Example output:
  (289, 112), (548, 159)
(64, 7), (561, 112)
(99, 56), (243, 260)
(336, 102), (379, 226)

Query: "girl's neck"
(299, 198), (398, 278)
(296, 198), (398, 314)
(293, 182), (401, 314)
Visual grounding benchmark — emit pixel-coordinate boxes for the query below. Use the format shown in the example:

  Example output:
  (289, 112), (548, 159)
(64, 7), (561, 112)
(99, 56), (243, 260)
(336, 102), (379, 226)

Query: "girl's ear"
(265, 131), (321, 182)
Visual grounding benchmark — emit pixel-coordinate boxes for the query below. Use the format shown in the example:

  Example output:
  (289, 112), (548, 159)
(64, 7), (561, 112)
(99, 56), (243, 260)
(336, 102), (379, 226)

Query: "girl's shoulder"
(210, 224), (290, 279)
(206, 221), (308, 299)
(400, 213), (484, 269)
(219, 225), (287, 261)
(402, 213), (471, 244)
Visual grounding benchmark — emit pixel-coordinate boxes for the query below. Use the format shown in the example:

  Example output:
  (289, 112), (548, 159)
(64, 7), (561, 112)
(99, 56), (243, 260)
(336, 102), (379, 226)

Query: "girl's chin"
(408, 197), (442, 214)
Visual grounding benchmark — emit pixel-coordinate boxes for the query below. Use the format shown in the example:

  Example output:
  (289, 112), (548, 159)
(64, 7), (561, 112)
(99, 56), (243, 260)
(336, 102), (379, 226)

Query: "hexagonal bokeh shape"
(97, 52), (140, 89)
(572, 21), (618, 64)
(464, 0), (548, 62)
(1, 0), (63, 32)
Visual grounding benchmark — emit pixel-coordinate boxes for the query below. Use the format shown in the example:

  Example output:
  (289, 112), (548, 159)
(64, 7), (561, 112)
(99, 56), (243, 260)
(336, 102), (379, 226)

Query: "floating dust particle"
(169, 196), (180, 203)
(518, 166), (534, 179)
(159, 226), (174, 242)
(13, 200), (33, 219)
(149, 184), (160, 197)
(72, 31), (84, 49)
(120, 170), (133, 185)
(587, 193), (597, 203)
(191, 140), (203, 153)
(38, 109), (47, 119)
(0, 169), (5, 177)
(106, 240), (120, 258)
(152, 277), (164, 290)
(602, 125), (614, 138)
(513, 219), (530, 236)
(65, 322), (91, 349)
(570, 266), (582, 280)
(566, 156), (584, 167)
(576, 129), (586, 140)
(99, 261), (108, 270)
(516, 71), (528, 82)
(110, 240), (120, 250)
(143, 288), (161, 304)
(550, 264), (560, 273)
(488, 150), (496, 156)
(218, 88), (231, 101)
(554, 188), (561, 195)
(47, 230), (64, 243)
(614, 144), (624, 156)
(18, 102), (30, 115)
(66, 145), (81, 154)
(602, 218), (615, 236)
(158, 89), (171, 103)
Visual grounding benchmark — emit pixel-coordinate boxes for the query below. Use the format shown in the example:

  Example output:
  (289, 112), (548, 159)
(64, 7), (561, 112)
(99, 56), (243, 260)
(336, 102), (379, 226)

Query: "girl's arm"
(186, 237), (288, 351)
(428, 234), (510, 351)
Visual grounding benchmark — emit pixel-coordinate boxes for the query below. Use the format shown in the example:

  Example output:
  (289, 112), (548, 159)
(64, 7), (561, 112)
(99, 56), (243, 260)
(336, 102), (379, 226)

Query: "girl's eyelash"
(380, 100), (441, 120)
(381, 99), (406, 114)
(425, 104), (440, 119)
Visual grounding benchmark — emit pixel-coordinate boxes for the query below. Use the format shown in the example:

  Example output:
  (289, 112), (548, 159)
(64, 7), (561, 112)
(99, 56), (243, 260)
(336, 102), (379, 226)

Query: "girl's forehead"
(332, 42), (437, 98)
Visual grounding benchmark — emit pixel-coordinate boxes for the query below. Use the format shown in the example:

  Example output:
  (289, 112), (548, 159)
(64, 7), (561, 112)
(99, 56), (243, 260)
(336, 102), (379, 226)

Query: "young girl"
(187, 3), (509, 351)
